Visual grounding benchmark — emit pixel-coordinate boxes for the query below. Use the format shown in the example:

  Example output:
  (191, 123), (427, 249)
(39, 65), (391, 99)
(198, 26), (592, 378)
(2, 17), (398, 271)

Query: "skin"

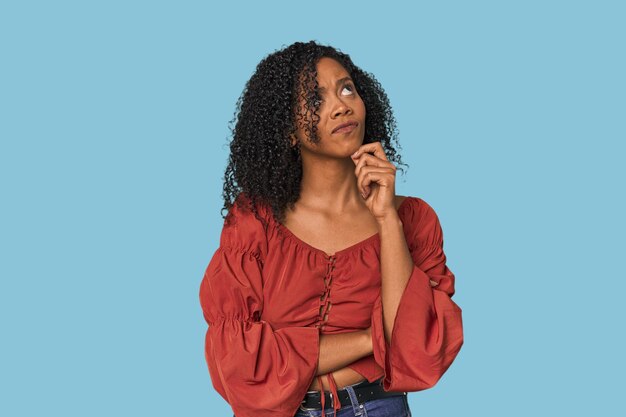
(287, 57), (438, 392)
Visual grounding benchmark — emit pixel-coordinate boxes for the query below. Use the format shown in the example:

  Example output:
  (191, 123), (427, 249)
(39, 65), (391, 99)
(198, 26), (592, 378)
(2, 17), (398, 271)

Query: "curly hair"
(219, 40), (409, 230)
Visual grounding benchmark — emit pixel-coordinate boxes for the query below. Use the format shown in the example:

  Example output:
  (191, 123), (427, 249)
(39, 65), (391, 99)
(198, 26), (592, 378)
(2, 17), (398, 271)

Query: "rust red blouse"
(199, 194), (464, 417)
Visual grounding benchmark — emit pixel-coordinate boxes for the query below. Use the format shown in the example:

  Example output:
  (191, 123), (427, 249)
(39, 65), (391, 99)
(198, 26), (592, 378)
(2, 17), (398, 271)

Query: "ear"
(289, 133), (298, 148)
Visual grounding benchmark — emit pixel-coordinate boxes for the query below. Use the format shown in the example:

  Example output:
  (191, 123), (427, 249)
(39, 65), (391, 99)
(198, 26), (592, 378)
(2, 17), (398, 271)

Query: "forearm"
(316, 329), (372, 375)
(378, 214), (414, 343)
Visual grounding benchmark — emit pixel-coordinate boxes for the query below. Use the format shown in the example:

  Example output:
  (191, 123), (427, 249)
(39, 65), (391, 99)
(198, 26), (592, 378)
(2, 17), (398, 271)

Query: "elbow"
(402, 327), (465, 391)
(426, 329), (465, 388)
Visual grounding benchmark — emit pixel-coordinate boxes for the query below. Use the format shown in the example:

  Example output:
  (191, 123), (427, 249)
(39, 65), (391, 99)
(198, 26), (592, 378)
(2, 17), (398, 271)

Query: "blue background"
(1, 1), (624, 415)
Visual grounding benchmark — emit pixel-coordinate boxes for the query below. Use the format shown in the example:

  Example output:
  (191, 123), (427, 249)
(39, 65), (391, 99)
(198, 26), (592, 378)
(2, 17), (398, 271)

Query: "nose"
(332, 101), (352, 118)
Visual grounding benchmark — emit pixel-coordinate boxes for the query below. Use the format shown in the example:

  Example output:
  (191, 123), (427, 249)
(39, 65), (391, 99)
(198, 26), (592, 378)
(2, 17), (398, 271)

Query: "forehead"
(315, 57), (350, 86)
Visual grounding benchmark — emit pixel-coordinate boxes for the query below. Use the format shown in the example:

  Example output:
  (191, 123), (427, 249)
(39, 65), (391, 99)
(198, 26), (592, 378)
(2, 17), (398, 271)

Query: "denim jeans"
(292, 378), (412, 417)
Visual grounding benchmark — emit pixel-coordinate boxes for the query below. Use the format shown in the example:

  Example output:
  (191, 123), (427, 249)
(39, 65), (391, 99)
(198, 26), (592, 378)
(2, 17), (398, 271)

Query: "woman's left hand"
(350, 141), (398, 223)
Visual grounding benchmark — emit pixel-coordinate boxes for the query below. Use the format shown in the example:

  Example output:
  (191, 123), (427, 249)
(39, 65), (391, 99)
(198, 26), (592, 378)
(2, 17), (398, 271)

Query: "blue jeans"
(293, 378), (412, 417)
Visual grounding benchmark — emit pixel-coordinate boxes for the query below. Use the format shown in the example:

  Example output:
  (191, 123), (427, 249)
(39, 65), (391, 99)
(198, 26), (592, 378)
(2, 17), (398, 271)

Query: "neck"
(297, 155), (363, 214)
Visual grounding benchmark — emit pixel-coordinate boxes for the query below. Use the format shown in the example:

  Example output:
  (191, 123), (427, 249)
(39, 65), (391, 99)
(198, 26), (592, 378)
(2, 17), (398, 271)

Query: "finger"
(357, 167), (395, 196)
(358, 166), (395, 196)
(357, 163), (396, 194)
(351, 141), (388, 162)
(354, 153), (394, 178)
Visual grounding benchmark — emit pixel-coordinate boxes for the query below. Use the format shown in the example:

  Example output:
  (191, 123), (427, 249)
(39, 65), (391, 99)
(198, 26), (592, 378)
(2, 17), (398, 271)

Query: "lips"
(332, 121), (358, 134)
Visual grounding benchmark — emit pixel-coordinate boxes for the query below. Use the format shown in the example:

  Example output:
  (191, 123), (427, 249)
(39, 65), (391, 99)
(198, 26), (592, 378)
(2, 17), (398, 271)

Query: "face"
(290, 57), (366, 158)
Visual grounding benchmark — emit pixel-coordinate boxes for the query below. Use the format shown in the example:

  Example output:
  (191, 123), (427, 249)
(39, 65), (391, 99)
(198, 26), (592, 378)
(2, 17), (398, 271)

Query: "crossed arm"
(307, 327), (373, 391)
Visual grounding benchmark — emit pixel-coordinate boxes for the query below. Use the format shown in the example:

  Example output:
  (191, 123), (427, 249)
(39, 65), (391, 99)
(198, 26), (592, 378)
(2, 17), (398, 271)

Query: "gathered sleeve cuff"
(199, 196), (320, 417)
(370, 198), (464, 392)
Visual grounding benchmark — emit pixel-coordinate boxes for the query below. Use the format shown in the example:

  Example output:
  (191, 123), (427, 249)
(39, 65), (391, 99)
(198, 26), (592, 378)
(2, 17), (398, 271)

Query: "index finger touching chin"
(352, 141), (388, 161)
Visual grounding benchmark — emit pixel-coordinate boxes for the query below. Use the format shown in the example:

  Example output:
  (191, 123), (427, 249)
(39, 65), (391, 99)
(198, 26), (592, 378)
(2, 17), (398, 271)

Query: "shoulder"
(397, 195), (445, 249)
(220, 192), (271, 256)
(396, 194), (435, 220)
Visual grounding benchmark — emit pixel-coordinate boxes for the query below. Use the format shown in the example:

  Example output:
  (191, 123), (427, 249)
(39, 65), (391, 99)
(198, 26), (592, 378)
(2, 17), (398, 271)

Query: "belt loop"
(343, 384), (365, 416)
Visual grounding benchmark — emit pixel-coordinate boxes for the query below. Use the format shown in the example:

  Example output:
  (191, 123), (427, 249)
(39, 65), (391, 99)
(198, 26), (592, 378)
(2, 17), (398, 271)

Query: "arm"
(309, 328), (374, 391)
(377, 214), (414, 343)
(370, 198), (464, 392)
(316, 327), (372, 375)
(200, 196), (323, 417)
(201, 246), (321, 417)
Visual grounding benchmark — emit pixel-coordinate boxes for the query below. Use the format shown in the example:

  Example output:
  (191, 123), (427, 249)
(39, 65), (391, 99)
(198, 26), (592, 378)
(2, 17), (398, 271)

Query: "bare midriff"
(307, 366), (367, 391)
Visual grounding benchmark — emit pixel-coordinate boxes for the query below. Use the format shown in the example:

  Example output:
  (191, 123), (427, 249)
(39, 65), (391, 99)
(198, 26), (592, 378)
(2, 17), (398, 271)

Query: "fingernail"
(352, 150), (359, 157)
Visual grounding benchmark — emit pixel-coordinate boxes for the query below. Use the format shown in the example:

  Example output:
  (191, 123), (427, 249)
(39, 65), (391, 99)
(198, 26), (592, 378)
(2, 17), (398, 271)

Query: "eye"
(341, 84), (355, 96)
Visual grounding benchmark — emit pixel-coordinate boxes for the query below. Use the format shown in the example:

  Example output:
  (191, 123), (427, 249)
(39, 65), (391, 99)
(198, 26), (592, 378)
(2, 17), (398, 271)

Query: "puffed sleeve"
(370, 198), (464, 392)
(199, 197), (320, 417)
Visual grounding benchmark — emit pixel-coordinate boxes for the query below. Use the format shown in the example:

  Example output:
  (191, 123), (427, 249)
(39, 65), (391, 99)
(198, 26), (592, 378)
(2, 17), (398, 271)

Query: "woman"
(199, 40), (464, 417)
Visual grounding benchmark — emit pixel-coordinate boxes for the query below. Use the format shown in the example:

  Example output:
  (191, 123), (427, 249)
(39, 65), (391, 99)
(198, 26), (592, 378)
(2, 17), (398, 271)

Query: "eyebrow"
(318, 76), (353, 92)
